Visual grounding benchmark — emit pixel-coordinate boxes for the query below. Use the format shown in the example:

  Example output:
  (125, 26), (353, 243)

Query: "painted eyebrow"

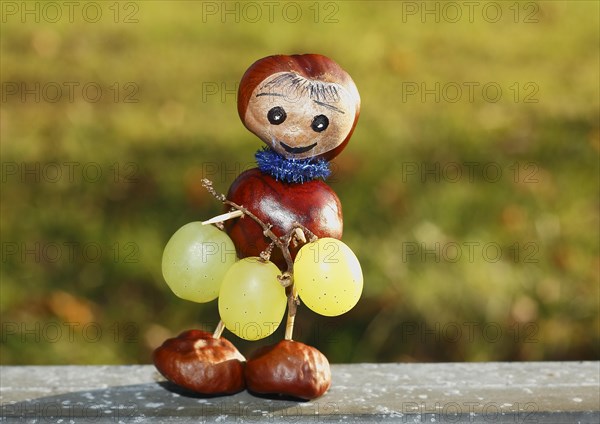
(256, 92), (285, 97)
(313, 100), (345, 114)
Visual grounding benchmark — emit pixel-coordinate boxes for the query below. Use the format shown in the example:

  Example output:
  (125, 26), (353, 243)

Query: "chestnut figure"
(156, 54), (361, 400)
(218, 54), (360, 399)
(153, 330), (245, 395)
(245, 340), (331, 400)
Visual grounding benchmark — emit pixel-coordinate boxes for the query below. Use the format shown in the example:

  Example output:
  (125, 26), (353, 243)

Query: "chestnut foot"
(245, 340), (331, 400)
(153, 329), (245, 395)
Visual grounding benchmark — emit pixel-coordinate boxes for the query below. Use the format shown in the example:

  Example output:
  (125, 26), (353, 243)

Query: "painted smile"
(279, 141), (318, 154)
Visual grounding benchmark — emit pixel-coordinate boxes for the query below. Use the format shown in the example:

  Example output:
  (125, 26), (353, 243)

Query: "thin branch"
(291, 222), (318, 243)
(221, 198), (296, 279)
(259, 241), (275, 262)
(201, 179), (226, 202)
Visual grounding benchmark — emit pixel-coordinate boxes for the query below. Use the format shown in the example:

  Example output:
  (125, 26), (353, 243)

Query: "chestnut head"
(238, 54), (360, 161)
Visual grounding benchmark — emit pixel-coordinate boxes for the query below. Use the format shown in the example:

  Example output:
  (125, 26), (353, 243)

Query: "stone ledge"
(1, 362), (598, 423)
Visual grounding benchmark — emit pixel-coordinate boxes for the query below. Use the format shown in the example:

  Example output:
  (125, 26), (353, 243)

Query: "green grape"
(294, 238), (363, 317)
(162, 222), (237, 303)
(218, 257), (287, 341)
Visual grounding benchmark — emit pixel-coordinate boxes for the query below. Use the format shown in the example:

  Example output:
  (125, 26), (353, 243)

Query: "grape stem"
(202, 210), (244, 225)
(201, 178), (317, 341)
(213, 320), (225, 339)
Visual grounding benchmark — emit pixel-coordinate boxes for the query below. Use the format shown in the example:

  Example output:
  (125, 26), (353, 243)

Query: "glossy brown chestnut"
(224, 168), (343, 270)
(245, 339), (332, 400)
(153, 329), (245, 395)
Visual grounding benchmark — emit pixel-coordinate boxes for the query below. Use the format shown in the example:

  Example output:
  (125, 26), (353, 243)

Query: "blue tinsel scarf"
(255, 147), (331, 183)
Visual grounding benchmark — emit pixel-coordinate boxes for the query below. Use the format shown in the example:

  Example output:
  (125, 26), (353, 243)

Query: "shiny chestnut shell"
(224, 168), (343, 270)
(153, 329), (245, 395)
(245, 339), (332, 400)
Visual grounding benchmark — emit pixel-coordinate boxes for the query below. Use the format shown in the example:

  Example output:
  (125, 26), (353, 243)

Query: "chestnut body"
(153, 330), (245, 395)
(224, 168), (343, 269)
(245, 340), (332, 400)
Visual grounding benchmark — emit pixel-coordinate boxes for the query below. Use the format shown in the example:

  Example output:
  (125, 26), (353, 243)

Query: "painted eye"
(267, 107), (287, 125)
(311, 115), (329, 132)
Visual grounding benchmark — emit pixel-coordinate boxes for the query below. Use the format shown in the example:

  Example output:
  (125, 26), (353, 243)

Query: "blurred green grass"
(1, 1), (598, 365)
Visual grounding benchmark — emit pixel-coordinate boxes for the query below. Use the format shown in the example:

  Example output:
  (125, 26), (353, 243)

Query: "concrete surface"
(1, 362), (598, 423)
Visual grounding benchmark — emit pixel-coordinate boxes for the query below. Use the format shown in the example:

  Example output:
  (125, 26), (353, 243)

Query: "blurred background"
(1, 1), (598, 365)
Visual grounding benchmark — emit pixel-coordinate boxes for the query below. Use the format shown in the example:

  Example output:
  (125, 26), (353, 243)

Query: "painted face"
(243, 72), (359, 160)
